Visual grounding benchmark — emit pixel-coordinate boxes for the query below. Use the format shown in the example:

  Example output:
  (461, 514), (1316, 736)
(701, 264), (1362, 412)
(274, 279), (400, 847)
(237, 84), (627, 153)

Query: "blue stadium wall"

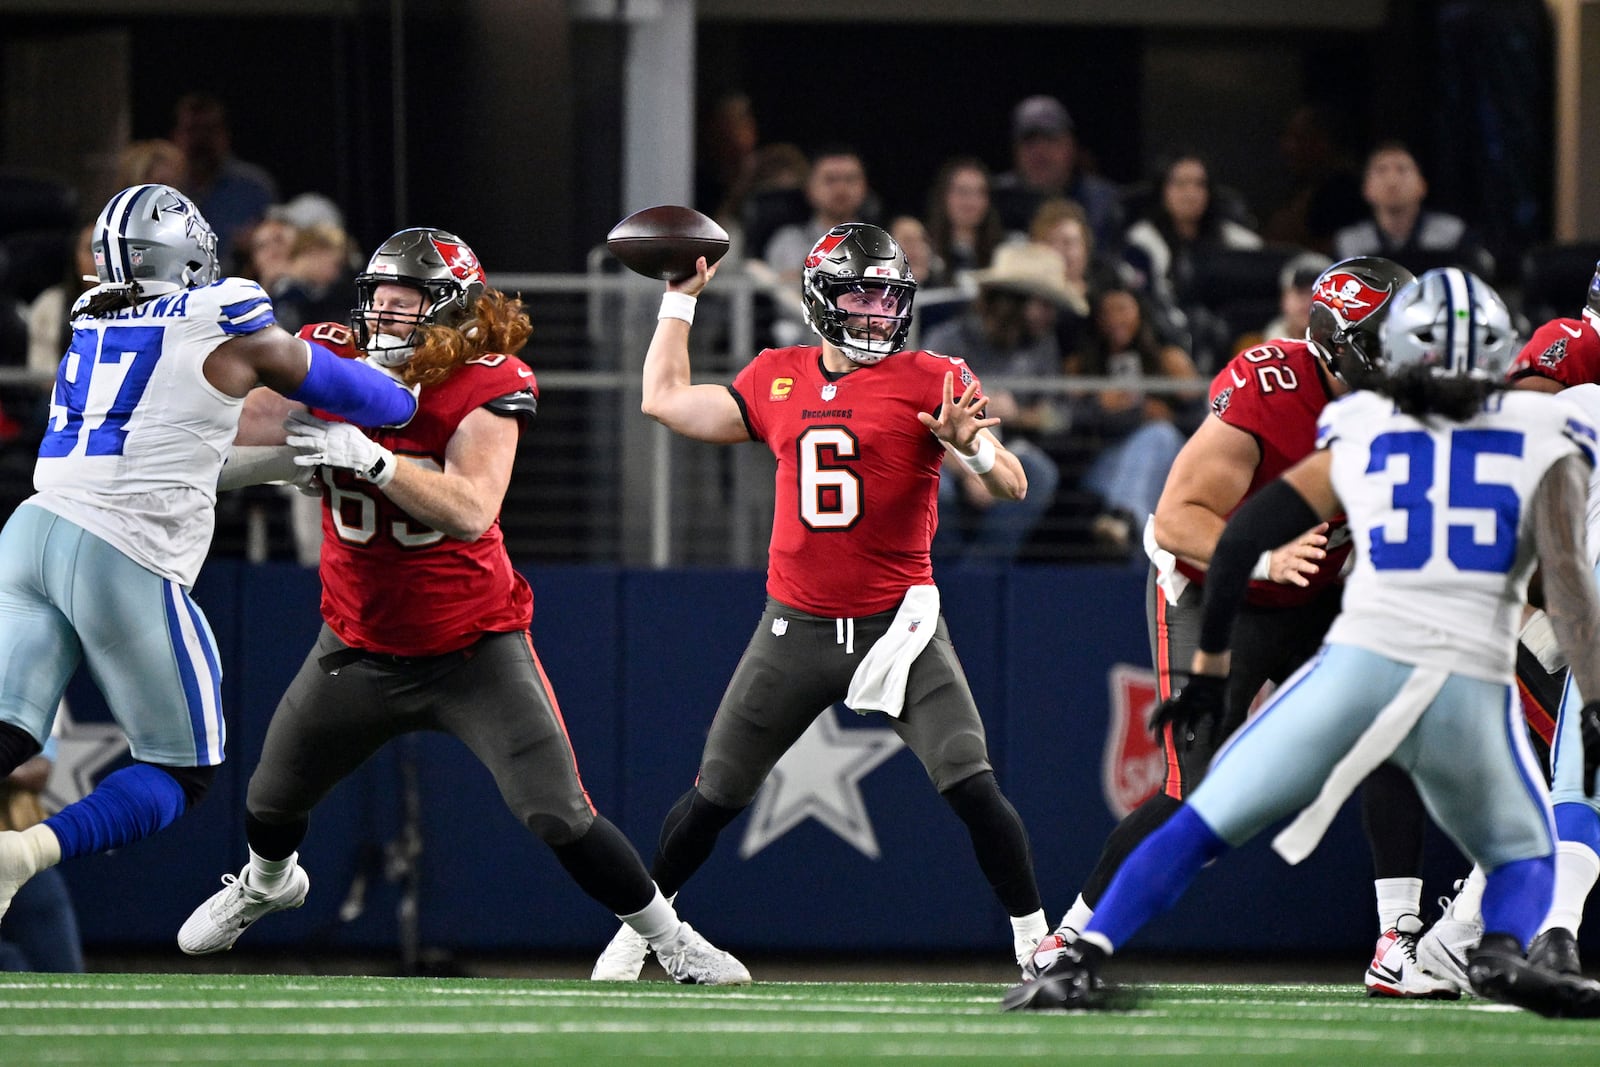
(59, 561), (1487, 959)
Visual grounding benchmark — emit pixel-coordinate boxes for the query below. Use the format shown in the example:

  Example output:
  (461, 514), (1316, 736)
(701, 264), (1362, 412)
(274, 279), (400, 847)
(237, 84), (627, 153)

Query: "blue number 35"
(39, 325), (164, 458)
(1366, 428), (1523, 573)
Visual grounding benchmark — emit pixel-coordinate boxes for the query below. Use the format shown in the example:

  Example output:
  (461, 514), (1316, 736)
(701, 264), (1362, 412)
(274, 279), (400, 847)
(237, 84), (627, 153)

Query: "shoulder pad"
(486, 389), (538, 421)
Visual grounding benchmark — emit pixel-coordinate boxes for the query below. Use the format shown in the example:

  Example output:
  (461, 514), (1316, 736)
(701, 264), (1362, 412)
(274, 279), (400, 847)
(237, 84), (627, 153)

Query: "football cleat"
(178, 861), (310, 955)
(1022, 929), (1079, 981)
(1528, 928), (1583, 976)
(651, 922), (751, 985)
(590, 921), (651, 981)
(1468, 933), (1600, 1018)
(1366, 915), (1461, 1000)
(1003, 940), (1106, 1011)
(1415, 894), (1483, 993)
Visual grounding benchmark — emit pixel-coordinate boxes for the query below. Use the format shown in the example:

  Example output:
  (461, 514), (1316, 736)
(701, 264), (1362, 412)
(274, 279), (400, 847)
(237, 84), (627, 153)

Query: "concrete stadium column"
(1549, 0), (1600, 239)
(621, 0), (696, 211)
(603, 0), (696, 565)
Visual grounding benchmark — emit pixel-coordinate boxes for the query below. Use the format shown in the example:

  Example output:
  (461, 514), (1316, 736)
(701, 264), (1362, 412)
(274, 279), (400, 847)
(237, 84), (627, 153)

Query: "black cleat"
(1528, 928), (1583, 976)
(1468, 933), (1600, 1018)
(1003, 941), (1112, 1012)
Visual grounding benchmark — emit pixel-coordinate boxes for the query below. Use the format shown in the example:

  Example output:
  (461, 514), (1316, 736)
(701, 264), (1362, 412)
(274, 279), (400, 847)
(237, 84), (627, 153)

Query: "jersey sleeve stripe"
(219, 300), (277, 335)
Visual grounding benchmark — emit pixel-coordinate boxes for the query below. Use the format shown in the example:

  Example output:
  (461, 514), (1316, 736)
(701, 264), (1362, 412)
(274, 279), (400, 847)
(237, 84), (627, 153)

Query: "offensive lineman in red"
(177, 228), (749, 984)
(1031, 257), (1451, 1000)
(590, 222), (1049, 980)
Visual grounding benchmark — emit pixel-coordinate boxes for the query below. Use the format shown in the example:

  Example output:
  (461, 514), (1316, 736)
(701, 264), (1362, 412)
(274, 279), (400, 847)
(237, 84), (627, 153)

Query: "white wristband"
(1250, 550), (1273, 581)
(955, 434), (996, 475)
(1520, 609), (1569, 673)
(659, 291), (697, 324)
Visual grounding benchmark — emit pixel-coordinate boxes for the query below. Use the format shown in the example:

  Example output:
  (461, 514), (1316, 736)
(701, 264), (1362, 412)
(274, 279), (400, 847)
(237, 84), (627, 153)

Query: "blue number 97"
(39, 325), (164, 459)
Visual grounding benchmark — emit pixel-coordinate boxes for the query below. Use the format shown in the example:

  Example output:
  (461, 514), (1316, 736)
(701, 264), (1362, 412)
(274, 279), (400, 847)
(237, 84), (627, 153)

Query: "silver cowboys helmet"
(1307, 256), (1415, 376)
(352, 227), (487, 366)
(1380, 267), (1515, 380)
(92, 184), (220, 294)
(800, 222), (917, 365)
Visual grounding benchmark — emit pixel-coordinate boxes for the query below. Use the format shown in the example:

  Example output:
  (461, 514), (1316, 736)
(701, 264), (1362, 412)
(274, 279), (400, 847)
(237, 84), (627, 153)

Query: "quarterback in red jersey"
(590, 222), (1049, 981)
(177, 228), (748, 984)
(1032, 257), (1451, 1000)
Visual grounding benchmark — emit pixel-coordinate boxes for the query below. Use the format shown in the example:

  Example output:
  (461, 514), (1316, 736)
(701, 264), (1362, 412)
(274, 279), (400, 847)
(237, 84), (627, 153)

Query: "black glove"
(1582, 700), (1600, 798)
(1148, 673), (1228, 751)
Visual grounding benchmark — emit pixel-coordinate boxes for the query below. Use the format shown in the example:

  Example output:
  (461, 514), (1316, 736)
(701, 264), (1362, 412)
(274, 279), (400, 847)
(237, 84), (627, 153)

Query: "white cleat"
(178, 861), (310, 955)
(1366, 915), (1461, 1000)
(1416, 907), (1483, 994)
(590, 921), (651, 981)
(1022, 928), (1079, 981)
(652, 922), (751, 985)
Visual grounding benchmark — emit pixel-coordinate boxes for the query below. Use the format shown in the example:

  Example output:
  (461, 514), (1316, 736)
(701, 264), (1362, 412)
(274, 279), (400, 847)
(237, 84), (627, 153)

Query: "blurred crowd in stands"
(0, 89), (1593, 567)
(693, 90), (1525, 564)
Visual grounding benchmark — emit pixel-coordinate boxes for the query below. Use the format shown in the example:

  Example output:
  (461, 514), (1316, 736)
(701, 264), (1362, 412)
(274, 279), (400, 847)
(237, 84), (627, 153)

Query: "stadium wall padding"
(56, 561), (1493, 959)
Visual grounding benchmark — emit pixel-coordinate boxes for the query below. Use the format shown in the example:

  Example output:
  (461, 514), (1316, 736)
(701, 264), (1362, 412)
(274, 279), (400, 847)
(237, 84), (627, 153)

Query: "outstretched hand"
(918, 371), (1001, 455)
(1264, 523), (1329, 587)
(1148, 673), (1228, 750)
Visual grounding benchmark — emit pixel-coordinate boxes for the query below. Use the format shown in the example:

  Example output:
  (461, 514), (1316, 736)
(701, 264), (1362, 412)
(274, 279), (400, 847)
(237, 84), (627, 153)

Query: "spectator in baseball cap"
(993, 95), (1124, 253)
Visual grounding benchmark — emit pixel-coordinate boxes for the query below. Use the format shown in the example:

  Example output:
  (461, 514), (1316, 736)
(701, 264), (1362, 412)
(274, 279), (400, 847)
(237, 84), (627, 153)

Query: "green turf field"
(6, 972), (1600, 1065)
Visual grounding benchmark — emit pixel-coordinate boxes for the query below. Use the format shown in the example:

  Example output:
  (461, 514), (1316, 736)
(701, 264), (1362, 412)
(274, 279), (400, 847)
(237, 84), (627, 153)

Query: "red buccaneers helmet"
(352, 227), (487, 366)
(1307, 256), (1415, 376)
(800, 223), (917, 365)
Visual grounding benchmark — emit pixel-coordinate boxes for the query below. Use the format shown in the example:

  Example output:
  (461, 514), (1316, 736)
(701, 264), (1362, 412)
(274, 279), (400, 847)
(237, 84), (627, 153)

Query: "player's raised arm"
(639, 257), (749, 443)
(205, 325), (417, 428)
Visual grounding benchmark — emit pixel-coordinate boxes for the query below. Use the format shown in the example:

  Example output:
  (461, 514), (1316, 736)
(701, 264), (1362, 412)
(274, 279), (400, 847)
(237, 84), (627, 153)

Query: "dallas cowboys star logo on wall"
(738, 707), (905, 860)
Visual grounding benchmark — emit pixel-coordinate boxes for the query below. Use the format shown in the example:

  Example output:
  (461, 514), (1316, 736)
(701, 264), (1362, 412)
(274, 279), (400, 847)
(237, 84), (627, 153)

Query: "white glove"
(285, 411), (397, 487)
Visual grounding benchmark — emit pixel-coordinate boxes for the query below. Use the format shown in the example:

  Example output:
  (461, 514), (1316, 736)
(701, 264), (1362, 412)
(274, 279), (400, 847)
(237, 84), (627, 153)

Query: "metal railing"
(3, 262), (1209, 568)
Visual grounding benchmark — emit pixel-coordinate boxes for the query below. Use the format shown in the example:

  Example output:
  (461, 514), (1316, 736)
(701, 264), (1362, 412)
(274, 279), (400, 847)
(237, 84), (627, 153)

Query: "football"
(606, 205), (730, 282)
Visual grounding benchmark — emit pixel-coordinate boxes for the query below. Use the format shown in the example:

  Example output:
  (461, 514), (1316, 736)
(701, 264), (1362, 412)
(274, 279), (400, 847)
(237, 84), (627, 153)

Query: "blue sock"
(43, 764), (189, 861)
(1481, 854), (1555, 951)
(1084, 805), (1229, 951)
(1554, 802), (1600, 852)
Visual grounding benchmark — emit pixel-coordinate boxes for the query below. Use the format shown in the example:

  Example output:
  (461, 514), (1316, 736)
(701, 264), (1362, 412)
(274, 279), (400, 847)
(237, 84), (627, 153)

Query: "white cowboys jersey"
(28, 277), (276, 586)
(1551, 382), (1600, 560)
(1321, 389), (1596, 682)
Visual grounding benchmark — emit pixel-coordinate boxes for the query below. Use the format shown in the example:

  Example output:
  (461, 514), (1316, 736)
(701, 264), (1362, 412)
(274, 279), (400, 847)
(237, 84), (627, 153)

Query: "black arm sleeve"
(1198, 478), (1323, 654)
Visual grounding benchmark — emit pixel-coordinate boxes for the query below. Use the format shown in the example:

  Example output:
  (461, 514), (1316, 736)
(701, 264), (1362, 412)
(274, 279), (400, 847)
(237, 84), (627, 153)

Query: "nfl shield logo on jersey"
(1102, 664), (1164, 818)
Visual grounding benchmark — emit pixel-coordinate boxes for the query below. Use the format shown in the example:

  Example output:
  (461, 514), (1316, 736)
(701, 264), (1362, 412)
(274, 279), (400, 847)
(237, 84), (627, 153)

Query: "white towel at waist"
(1144, 515), (1190, 606)
(1272, 665), (1447, 865)
(845, 585), (941, 719)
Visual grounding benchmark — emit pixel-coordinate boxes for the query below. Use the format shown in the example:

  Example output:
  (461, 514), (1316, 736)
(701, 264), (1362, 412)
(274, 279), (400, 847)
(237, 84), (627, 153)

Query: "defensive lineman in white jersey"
(1011, 268), (1600, 1017)
(0, 184), (416, 922)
